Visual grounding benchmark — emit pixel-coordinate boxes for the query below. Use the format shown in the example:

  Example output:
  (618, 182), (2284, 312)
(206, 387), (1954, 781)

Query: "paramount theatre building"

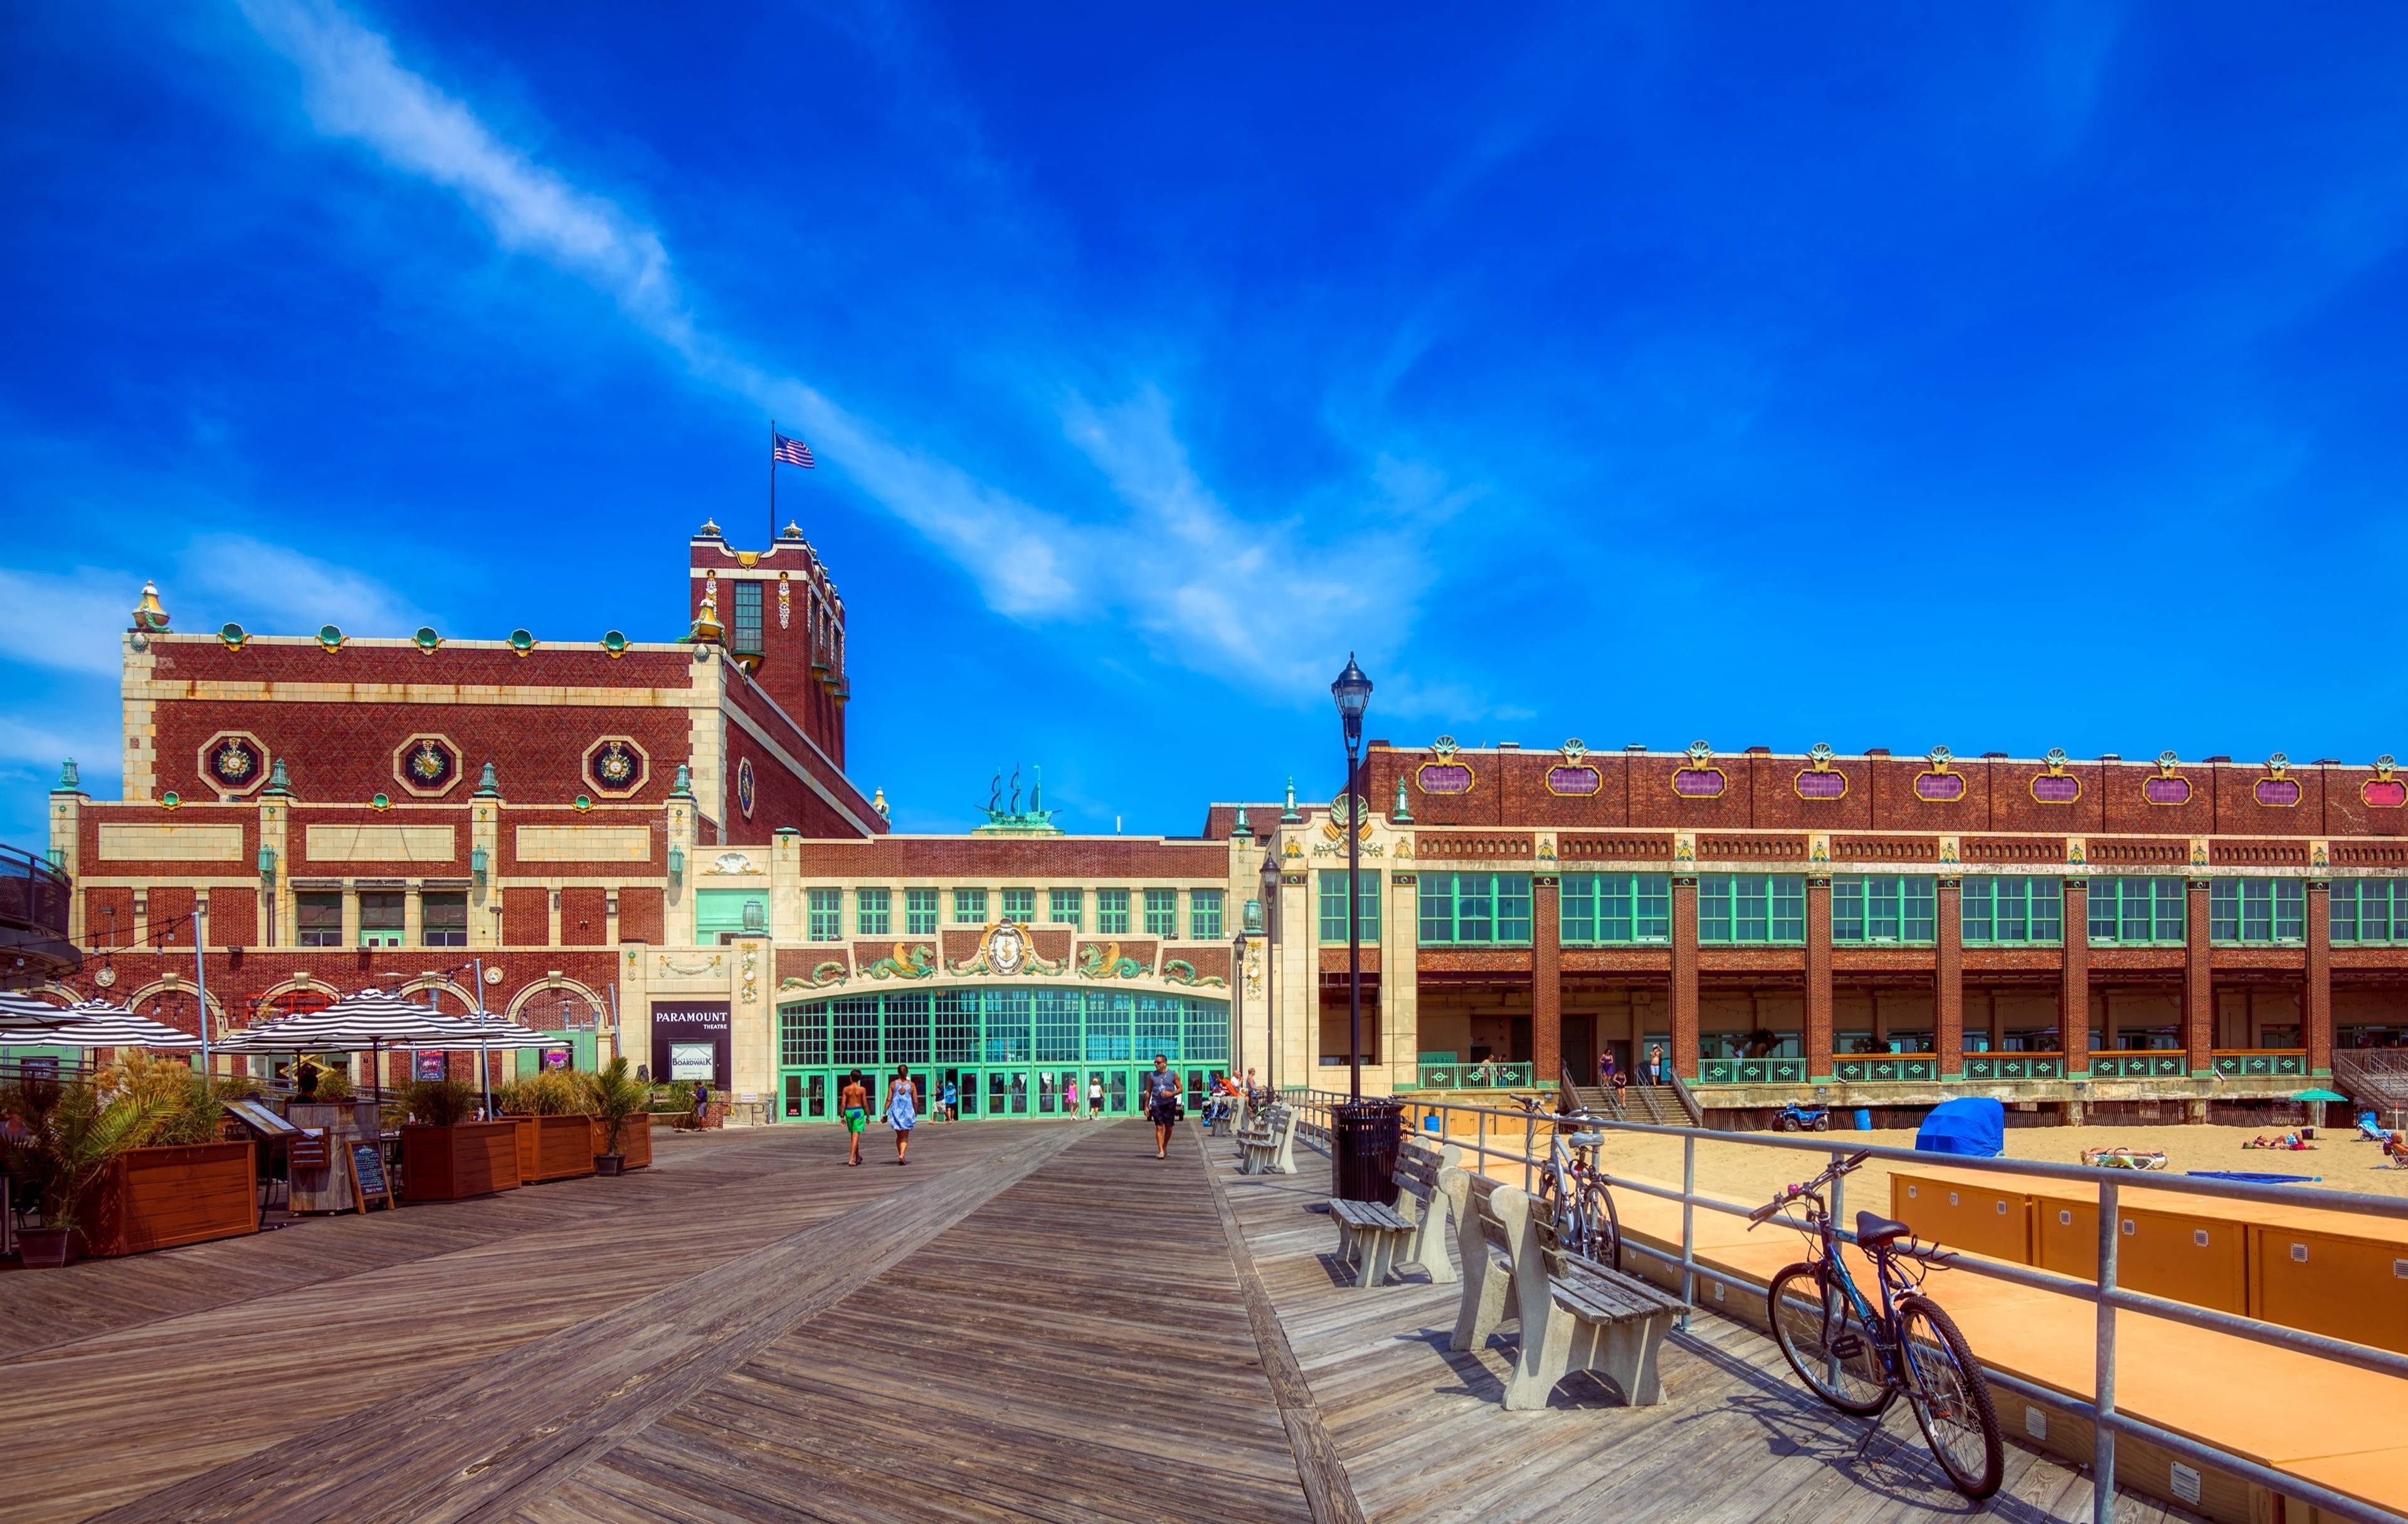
(29, 514), (2408, 1126)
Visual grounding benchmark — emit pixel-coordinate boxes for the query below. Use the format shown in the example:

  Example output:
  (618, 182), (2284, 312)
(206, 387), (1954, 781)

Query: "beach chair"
(2357, 1112), (2390, 1144)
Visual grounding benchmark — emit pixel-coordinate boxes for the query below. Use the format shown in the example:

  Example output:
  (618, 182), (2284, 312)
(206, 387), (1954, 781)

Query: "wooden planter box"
(589, 1112), (653, 1169)
(510, 1113), (599, 1182)
(77, 1141), (257, 1257)
(401, 1121), (522, 1202)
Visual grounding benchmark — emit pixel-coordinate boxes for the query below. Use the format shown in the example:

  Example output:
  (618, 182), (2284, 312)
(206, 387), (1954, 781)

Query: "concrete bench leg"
(1504, 1301), (1593, 1411)
(1353, 1227), (1404, 1291)
(1450, 1252), (1513, 1352)
(1400, 1192), (1457, 1286)
(1602, 1313), (1672, 1407)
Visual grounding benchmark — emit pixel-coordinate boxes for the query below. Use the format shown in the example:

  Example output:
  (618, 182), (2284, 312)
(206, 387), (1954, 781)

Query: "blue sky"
(6, 4), (2408, 845)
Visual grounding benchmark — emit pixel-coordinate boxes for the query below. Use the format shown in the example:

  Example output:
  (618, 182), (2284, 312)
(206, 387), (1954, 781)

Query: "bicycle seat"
(1855, 1211), (1913, 1250)
(1568, 1132), (1604, 1148)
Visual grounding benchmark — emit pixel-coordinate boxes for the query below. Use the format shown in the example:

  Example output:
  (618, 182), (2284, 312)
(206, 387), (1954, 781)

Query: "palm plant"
(583, 1057), (648, 1158)
(0, 1076), (169, 1237)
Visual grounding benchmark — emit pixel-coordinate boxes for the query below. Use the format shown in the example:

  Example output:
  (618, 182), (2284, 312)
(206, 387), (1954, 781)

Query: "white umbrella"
(440, 1010), (555, 1116)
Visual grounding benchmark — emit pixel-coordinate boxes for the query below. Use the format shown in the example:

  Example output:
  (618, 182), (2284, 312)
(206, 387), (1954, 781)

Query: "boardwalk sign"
(650, 1001), (731, 1088)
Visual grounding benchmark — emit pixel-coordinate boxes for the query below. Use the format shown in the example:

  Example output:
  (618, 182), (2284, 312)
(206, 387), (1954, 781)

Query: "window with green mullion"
(2086, 877), (2185, 945)
(1830, 876), (1933, 945)
(2330, 879), (2407, 945)
(1097, 888), (1131, 935)
(1561, 872), (1671, 945)
(953, 887), (988, 924)
(1417, 872), (1528, 945)
(1048, 887), (1084, 928)
(1189, 889), (1224, 940)
(855, 887), (891, 938)
(1698, 874), (1806, 945)
(1000, 887), (1035, 924)
(1960, 877), (2062, 945)
(1318, 870), (1381, 943)
(805, 887), (842, 943)
(2209, 878), (2303, 945)
(904, 888), (939, 937)
(1143, 887), (1177, 938)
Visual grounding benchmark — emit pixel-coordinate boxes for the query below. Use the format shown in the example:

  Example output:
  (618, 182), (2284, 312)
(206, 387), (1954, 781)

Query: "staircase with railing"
(2334, 1047), (2408, 1126)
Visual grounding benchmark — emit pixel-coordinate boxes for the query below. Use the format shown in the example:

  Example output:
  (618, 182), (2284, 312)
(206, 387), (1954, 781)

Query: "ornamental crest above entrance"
(947, 921), (1066, 978)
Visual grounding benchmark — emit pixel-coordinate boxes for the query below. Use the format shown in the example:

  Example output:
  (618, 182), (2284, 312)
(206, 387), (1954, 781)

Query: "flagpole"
(769, 418), (776, 546)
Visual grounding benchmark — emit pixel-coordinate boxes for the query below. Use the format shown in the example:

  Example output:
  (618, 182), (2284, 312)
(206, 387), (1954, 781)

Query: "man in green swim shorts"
(840, 1071), (870, 1167)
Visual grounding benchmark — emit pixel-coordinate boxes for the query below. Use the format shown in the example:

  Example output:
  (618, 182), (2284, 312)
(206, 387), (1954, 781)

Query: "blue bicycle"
(1748, 1152), (2003, 1500)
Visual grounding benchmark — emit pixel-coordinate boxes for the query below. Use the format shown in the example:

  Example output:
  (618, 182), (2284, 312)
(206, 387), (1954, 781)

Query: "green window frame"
(2087, 877), (2186, 945)
(855, 887), (891, 938)
(2209, 878), (2304, 945)
(1143, 887), (1178, 938)
(1561, 873), (1671, 945)
(2330, 879), (2408, 945)
(731, 581), (764, 657)
(1048, 888), (1084, 928)
(1190, 889), (1224, 940)
(904, 887), (938, 938)
(805, 887), (842, 943)
(1698, 874), (1807, 945)
(1830, 876), (1934, 945)
(357, 890), (404, 949)
(1097, 888), (1131, 936)
(953, 887), (988, 924)
(1318, 871), (1381, 944)
(1417, 872), (1529, 945)
(1961, 877), (2062, 946)
(1000, 887), (1035, 924)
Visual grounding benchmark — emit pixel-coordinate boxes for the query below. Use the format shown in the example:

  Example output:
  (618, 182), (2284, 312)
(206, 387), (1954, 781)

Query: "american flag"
(773, 431), (815, 468)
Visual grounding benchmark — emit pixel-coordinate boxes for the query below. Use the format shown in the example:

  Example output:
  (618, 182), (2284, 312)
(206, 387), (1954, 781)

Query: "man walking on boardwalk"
(839, 1071), (870, 1167)
(1144, 1053), (1182, 1159)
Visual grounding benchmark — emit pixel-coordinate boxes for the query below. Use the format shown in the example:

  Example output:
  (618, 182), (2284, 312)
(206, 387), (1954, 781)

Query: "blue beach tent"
(1915, 1097), (2005, 1158)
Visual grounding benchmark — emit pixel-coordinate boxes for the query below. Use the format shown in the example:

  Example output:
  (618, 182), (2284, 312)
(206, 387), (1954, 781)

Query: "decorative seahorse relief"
(1160, 959), (1228, 989)
(778, 961), (851, 992)
(1077, 942), (1148, 980)
(862, 943), (936, 980)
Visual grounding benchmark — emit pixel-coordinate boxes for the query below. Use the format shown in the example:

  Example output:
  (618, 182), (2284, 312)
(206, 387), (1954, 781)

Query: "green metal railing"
(1413, 1060), (1533, 1090)
(1827, 1055), (1939, 1083)
(1961, 1052), (2066, 1081)
(1696, 1057), (1808, 1085)
(2089, 1053), (2188, 1080)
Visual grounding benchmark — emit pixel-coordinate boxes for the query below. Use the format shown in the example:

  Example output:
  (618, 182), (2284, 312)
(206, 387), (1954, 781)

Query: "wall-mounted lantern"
(257, 847), (277, 886)
(470, 844), (489, 887)
(667, 845), (685, 884)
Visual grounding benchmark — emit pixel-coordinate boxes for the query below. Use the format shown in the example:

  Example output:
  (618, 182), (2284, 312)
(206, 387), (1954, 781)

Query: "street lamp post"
(1232, 929), (1247, 1088)
(1331, 654), (1372, 1102)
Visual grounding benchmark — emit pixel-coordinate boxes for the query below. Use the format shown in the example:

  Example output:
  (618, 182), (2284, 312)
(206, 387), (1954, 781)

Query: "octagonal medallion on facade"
(393, 734), (463, 798)
(584, 736), (650, 799)
(199, 732), (268, 796)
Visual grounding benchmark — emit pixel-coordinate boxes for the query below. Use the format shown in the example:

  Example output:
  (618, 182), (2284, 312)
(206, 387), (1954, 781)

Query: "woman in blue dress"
(884, 1065), (918, 1165)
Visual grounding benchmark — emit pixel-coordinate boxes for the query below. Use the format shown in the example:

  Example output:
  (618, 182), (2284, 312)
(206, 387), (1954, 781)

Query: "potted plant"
(583, 1057), (650, 1175)
(398, 1077), (521, 1202)
(65, 1052), (257, 1258)
(0, 1076), (166, 1267)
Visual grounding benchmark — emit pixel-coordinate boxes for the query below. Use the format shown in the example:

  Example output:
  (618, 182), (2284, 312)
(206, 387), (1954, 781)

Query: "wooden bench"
(1439, 1163), (1687, 1410)
(1329, 1198), (1415, 1289)
(1238, 1106), (1300, 1176)
(1207, 1097), (1242, 1137)
(1393, 1142), (1462, 1285)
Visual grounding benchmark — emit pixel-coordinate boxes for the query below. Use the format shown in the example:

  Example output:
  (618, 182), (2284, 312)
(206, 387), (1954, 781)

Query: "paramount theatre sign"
(649, 1000), (731, 1088)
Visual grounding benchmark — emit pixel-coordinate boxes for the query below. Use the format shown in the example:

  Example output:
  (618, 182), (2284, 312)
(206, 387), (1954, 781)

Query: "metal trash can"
(1333, 1098), (1405, 1204)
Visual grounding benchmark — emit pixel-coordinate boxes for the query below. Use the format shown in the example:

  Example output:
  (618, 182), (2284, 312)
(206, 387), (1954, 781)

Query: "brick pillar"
(2062, 879), (2090, 1075)
(2185, 877), (2214, 1075)
(1807, 876), (1834, 1081)
(1533, 874), (1561, 1087)
(1671, 876), (1699, 1079)
(1936, 878), (1963, 1076)
(2306, 879), (2332, 1076)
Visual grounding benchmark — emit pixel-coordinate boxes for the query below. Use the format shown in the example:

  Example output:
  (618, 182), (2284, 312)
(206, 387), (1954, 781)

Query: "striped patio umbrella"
(223, 989), (490, 1105)
(0, 990), (71, 1042)
(33, 998), (205, 1050)
(439, 1010), (556, 1115)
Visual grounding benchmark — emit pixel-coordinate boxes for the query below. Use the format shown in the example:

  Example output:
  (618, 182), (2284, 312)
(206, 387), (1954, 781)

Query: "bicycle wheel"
(1580, 1174), (1622, 1272)
(1537, 1163), (1585, 1253)
(1765, 1262), (1891, 1416)
(1896, 1294), (2003, 1500)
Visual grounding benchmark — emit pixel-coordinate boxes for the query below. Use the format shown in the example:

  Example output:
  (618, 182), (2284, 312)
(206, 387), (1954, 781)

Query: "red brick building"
(1249, 738), (2408, 1120)
(28, 522), (1259, 1124)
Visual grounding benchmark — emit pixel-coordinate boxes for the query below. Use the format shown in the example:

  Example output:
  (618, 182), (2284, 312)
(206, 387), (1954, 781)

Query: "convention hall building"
(21, 517), (2408, 1125)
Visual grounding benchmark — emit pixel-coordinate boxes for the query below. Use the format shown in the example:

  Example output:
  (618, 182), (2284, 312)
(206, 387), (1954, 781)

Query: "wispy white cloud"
(231, 0), (1444, 687)
(181, 532), (431, 635)
(0, 569), (133, 678)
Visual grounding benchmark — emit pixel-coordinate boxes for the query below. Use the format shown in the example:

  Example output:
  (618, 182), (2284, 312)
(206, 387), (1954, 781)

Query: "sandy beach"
(1573, 1121), (2408, 1213)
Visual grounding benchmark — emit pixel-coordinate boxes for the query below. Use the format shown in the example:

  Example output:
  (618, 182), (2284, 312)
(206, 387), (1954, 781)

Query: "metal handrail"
(1279, 1085), (2408, 1524)
(0, 843), (71, 939)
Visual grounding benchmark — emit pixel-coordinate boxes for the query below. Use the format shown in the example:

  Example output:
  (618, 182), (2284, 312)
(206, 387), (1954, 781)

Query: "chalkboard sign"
(347, 1142), (394, 1214)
